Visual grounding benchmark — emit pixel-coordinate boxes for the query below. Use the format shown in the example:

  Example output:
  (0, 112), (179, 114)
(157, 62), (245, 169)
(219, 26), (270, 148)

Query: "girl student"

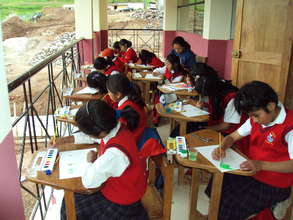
(60, 100), (148, 220)
(106, 74), (147, 142)
(101, 47), (126, 73)
(112, 41), (121, 56)
(87, 71), (118, 109)
(210, 81), (293, 220)
(169, 36), (196, 71)
(137, 49), (164, 68)
(118, 39), (138, 64)
(153, 54), (187, 84)
(94, 56), (123, 76)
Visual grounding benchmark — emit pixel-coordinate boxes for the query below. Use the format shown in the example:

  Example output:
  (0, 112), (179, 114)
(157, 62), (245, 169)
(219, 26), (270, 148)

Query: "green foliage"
(0, 0), (74, 21)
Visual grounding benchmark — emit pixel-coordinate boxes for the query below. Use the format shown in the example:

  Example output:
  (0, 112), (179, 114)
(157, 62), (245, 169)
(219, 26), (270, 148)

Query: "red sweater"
(99, 127), (147, 204)
(164, 68), (184, 82)
(104, 64), (123, 76)
(248, 109), (293, 188)
(118, 100), (147, 143)
(118, 48), (138, 64)
(137, 56), (164, 68)
(113, 57), (125, 72)
(103, 94), (118, 109)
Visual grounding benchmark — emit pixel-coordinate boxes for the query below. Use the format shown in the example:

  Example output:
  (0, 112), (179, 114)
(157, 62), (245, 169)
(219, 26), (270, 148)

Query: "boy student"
(210, 81), (293, 220)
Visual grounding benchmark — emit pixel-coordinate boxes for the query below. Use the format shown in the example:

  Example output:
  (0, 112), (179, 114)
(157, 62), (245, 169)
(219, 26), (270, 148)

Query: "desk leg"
(208, 172), (224, 220)
(189, 168), (200, 220)
(145, 82), (150, 105)
(178, 121), (187, 184)
(64, 190), (76, 220)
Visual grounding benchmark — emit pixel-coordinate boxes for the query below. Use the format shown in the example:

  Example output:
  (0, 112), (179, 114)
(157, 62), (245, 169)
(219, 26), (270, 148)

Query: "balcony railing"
(108, 28), (163, 58)
(8, 39), (81, 220)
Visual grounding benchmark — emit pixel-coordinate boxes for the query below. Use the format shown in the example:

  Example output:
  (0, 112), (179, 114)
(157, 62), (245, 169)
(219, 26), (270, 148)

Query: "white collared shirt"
(237, 103), (293, 158)
(78, 122), (130, 188)
(153, 66), (183, 83)
(118, 96), (128, 107)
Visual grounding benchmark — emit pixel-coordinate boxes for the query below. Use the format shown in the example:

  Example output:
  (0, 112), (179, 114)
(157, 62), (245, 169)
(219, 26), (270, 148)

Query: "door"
(232, 0), (293, 102)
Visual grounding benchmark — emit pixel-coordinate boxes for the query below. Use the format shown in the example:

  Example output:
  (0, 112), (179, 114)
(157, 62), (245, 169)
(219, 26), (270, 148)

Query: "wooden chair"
(141, 155), (174, 220)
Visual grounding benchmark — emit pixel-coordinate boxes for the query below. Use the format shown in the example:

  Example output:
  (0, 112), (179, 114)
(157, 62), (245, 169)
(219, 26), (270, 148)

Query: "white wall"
(75, 0), (93, 39)
(163, 0), (177, 31)
(0, 26), (12, 143)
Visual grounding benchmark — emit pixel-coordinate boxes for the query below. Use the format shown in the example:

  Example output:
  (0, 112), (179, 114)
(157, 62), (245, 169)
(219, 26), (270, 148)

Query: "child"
(60, 100), (148, 220)
(118, 39), (138, 64)
(112, 41), (121, 56)
(94, 57), (123, 76)
(101, 47), (126, 73)
(153, 54), (186, 83)
(137, 49), (164, 68)
(210, 81), (293, 220)
(169, 36), (196, 71)
(87, 71), (117, 109)
(106, 74), (147, 142)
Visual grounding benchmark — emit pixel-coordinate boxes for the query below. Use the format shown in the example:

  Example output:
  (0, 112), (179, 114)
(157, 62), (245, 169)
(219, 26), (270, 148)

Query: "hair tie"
(115, 110), (122, 119)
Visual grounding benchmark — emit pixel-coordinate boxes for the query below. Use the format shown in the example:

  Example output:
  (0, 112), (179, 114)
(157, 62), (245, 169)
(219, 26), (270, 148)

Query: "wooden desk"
(132, 72), (162, 105)
(64, 88), (104, 102)
(176, 129), (254, 220)
(127, 63), (155, 71)
(157, 85), (198, 97)
(27, 143), (100, 220)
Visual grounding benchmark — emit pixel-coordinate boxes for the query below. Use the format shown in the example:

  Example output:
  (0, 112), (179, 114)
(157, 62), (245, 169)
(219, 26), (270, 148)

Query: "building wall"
(0, 25), (25, 220)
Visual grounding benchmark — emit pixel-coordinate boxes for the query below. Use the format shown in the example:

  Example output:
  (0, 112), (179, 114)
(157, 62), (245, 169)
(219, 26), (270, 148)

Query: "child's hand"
(87, 150), (98, 163)
(240, 160), (262, 172)
(195, 101), (204, 109)
(212, 147), (226, 160)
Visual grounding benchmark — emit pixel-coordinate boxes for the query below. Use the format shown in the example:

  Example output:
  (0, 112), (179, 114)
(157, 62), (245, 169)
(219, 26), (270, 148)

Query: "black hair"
(188, 63), (218, 86)
(172, 36), (191, 50)
(75, 100), (140, 137)
(234, 81), (278, 114)
(94, 57), (114, 70)
(166, 54), (186, 75)
(86, 71), (107, 94)
(113, 41), (120, 50)
(139, 49), (156, 65)
(194, 70), (238, 120)
(119, 39), (132, 48)
(106, 74), (146, 108)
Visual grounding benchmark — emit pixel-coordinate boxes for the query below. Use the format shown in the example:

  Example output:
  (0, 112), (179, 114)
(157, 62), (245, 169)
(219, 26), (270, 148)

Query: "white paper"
(180, 104), (209, 117)
(133, 72), (142, 78)
(63, 88), (73, 96)
(196, 145), (247, 172)
(76, 87), (98, 95)
(144, 73), (162, 80)
(59, 148), (97, 179)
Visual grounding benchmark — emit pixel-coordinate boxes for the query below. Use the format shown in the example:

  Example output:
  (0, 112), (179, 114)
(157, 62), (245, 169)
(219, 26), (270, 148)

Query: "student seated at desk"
(118, 39), (138, 64)
(106, 74), (147, 142)
(86, 71), (117, 109)
(209, 81), (293, 220)
(100, 47), (125, 73)
(60, 100), (148, 220)
(137, 49), (164, 68)
(153, 54), (187, 84)
(94, 56), (123, 76)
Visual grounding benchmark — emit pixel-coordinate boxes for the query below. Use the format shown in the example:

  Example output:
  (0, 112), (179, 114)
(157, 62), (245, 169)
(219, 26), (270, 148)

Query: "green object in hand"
(220, 162), (232, 170)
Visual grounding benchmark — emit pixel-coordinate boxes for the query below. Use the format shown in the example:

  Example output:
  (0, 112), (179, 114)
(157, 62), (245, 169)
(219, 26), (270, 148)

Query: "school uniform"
(119, 48), (138, 64)
(103, 94), (118, 109)
(137, 56), (164, 68)
(112, 56), (126, 72)
(61, 122), (148, 220)
(103, 64), (122, 76)
(153, 66), (184, 83)
(205, 102), (293, 220)
(117, 96), (147, 143)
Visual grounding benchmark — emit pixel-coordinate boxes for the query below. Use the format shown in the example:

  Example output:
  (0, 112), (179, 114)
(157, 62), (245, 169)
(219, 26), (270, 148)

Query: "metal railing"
(8, 39), (82, 220)
(108, 28), (163, 58)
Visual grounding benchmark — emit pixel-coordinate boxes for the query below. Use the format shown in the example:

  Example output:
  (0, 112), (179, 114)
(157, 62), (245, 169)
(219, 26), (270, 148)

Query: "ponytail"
(128, 82), (146, 108)
(118, 106), (140, 131)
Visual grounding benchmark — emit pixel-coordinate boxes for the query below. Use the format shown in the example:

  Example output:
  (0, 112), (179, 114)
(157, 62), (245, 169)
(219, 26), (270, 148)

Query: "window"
(177, 0), (205, 35)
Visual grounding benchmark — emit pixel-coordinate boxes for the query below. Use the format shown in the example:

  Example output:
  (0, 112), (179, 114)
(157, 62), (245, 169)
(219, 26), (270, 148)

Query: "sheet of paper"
(59, 148), (97, 179)
(180, 104), (209, 117)
(133, 72), (142, 78)
(76, 87), (98, 95)
(145, 73), (162, 79)
(196, 145), (247, 172)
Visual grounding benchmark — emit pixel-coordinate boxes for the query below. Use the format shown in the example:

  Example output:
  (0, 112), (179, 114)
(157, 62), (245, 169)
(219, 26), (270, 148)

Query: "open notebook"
(76, 87), (99, 95)
(180, 104), (209, 117)
(196, 145), (247, 172)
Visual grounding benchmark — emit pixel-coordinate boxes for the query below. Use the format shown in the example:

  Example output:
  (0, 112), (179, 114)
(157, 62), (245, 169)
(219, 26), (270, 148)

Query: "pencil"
(218, 132), (222, 163)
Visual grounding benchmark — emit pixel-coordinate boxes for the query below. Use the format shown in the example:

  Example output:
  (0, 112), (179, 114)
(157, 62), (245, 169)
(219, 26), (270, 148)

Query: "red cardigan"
(118, 48), (138, 64)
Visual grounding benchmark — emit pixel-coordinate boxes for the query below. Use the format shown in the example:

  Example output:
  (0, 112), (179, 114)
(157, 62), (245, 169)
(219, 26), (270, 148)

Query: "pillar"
(0, 26), (25, 220)
(163, 0), (178, 57)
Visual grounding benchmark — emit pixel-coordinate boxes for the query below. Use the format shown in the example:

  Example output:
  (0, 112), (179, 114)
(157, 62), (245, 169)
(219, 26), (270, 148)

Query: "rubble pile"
(130, 9), (163, 29)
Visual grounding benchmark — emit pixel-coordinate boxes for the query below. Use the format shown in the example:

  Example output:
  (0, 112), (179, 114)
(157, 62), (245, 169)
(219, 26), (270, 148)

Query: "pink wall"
(94, 30), (108, 58)
(78, 39), (94, 65)
(163, 31), (234, 79)
(0, 130), (25, 220)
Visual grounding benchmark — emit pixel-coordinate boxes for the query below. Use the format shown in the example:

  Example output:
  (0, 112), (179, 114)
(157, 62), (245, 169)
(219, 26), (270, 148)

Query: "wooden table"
(127, 63), (155, 71)
(157, 85), (198, 97)
(132, 72), (162, 105)
(176, 129), (254, 220)
(63, 88), (104, 102)
(27, 143), (100, 220)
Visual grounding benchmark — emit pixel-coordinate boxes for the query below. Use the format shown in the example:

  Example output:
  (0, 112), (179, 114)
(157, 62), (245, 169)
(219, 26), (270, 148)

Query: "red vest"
(118, 48), (138, 64)
(103, 94), (118, 109)
(164, 68), (184, 82)
(248, 109), (293, 188)
(100, 127), (147, 204)
(149, 56), (164, 68)
(104, 64), (123, 76)
(118, 100), (147, 142)
(113, 57), (125, 72)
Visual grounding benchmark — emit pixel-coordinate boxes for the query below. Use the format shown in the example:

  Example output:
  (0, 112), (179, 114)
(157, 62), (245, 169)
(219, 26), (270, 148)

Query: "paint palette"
(41, 148), (58, 175)
(176, 136), (188, 158)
